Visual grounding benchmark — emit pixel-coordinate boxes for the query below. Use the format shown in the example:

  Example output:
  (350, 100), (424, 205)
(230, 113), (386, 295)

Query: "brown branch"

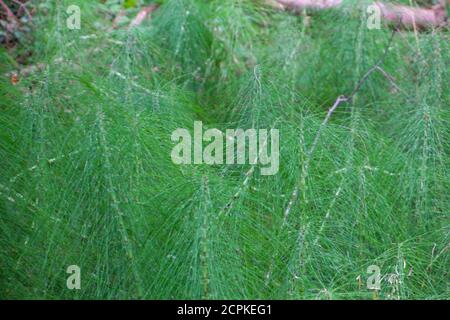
(274, 0), (448, 29)
(282, 28), (397, 223)
(0, 0), (19, 22)
(276, 0), (342, 11)
(346, 27), (396, 101)
(129, 4), (160, 29)
(11, 0), (32, 22)
(375, 1), (448, 29)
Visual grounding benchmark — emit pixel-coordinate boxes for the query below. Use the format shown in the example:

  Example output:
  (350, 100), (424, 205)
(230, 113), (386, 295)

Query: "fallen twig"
(273, 0), (448, 29)
(0, 0), (19, 22)
(276, 0), (342, 11)
(375, 0), (448, 29)
(129, 4), (160, 29)
(11, 0), (32, 21)
(282, 28), (397, 223)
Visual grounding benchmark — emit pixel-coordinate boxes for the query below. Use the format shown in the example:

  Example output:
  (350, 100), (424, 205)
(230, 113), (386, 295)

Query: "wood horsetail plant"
(0, 0), (448, 299)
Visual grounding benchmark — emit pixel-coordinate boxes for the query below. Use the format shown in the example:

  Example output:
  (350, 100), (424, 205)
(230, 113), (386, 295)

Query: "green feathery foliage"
(0, 0), (448, 299)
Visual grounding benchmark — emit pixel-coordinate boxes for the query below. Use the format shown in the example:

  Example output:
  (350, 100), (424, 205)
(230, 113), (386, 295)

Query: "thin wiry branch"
(11, 0), (32, 21)
(282, 28), (397, 223)
(0, 0), (18, 21)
